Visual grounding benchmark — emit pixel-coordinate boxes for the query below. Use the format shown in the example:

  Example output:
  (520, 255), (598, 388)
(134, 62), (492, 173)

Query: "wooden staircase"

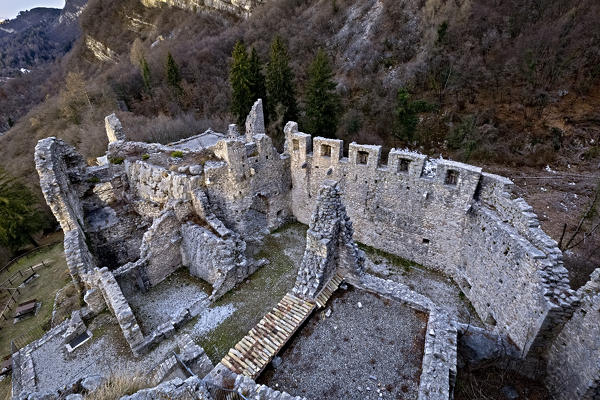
(220, 273), (345, 379)
(221, 293), (315, 379)
(315, 273), (344, 308)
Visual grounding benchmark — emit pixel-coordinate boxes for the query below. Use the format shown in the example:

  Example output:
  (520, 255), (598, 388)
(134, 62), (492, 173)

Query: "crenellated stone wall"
(285, 131), (576, 356)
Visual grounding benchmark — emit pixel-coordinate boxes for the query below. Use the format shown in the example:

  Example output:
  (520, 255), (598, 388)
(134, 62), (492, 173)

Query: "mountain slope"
(0, 0), (88, 132)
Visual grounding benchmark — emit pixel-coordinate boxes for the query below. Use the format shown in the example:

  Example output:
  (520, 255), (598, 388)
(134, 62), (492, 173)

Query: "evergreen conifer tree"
(140, 56), (152, 93)
(166, 52), (182, 93)
(0, 168), (44, 251)
(265, 36), (297, 127)
(248, 47), (266, 112)
(229, 41), (252, 126)
(303, 48), (341, 138)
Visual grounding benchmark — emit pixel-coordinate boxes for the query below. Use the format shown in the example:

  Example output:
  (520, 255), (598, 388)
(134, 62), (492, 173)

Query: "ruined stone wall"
(138, 210), (183, 286)
(94, 267), (146, 354)
(546, 269), (600, 399)
(205, 135), (292, 238)
(181, 221), (254, 299)
(286, 132), (574, 354)
(293, 180), (365, 299)
(35, 138), (99, 293)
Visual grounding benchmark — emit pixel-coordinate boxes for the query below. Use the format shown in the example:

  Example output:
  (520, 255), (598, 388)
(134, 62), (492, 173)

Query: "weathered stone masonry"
(285, 128), (577, 359)
(33, 103), (599, 398)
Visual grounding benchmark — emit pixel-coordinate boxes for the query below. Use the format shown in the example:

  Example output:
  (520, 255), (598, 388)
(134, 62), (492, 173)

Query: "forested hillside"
(0, 0), (599, 273)
(0, 0), (87, 131)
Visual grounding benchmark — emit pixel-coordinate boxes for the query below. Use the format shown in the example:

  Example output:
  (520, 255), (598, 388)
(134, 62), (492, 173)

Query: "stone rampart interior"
(285, 128), (577, 356)
(20, 100), (599, 399)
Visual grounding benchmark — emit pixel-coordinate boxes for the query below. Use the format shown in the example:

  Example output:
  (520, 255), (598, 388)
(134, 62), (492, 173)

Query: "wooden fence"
(0, 261), (50, 321)
(0, 243), (57, 275)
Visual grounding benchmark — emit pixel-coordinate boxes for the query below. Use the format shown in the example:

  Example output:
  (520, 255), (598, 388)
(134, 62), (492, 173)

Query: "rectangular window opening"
(398, 158), (410, 172)
(445, 169), (459, 185)
(321, 144), (332, 157)
(292, 139), (299, 151)
(357, 151), (369, 165)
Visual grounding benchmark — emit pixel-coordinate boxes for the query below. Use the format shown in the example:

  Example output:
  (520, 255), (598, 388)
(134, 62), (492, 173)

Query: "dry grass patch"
(84, 374), (151, 400)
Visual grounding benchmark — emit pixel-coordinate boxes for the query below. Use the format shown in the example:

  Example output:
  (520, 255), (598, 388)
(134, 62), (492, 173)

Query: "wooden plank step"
(270, 307), (300, 328)
(246, 335), (276, 354)
(243, 337), (273, 359)
(230, 348), (258, 375)
(256, 322), (286, 344)
(284, 294), (312, 311)
(221, 357), (240, 374)
(280, 297), (309, 312)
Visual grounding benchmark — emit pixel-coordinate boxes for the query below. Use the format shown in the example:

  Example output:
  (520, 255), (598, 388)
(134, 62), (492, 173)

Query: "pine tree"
(248, 47), (266, 111)
(265, 35), (298, 127)
(229, 41), (252, 126)
(0, 168), (44, 251)
(303, 48), (341, 138)
(140, 56), (152, 93)
(394, 88), (435, 142)
(166, 52), (182, 93)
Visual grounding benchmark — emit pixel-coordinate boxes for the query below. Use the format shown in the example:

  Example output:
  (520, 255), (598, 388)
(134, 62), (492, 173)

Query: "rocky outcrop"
(85, 35), (117, 63)
(139, 0), (264, 18)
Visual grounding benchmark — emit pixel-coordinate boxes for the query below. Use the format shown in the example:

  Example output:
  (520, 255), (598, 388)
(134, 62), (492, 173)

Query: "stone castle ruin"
(15, 99), (599, 399)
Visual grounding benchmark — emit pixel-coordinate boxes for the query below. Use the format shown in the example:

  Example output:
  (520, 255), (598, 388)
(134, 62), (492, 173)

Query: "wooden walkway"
(221, 273), (345, 379)
(315, 273), (343, 308)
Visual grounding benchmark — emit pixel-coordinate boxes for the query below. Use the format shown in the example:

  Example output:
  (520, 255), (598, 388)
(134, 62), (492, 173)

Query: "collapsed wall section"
(206, 134), (292, 238)
(293, 180), (365, 299)
(286, 132), (575, 355)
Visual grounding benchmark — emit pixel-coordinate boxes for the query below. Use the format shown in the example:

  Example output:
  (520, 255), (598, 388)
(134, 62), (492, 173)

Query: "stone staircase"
(221, 293), (315, 379)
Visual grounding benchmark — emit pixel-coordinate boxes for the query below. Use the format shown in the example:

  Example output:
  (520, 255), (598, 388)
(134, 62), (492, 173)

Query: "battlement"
(288, 133), (486, 201)
(287, 128), (573, 356)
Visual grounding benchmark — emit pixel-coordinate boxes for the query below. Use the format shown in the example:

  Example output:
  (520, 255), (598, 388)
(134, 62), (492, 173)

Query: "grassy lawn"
(0, 240), (73, 358)
(196, 223), (307, 364)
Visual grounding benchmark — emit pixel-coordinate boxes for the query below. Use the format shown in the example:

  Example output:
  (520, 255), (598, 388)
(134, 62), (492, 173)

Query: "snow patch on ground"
(191, 304), (236, 337)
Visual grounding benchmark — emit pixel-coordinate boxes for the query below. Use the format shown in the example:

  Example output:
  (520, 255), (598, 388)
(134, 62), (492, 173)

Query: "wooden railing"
(0, 261), (50, 321)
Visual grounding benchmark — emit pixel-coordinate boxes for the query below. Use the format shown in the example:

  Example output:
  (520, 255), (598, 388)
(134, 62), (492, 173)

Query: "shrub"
(109, 157), (124, 164)
(141, 153), (150, 160)
(171, 151), (184, 158)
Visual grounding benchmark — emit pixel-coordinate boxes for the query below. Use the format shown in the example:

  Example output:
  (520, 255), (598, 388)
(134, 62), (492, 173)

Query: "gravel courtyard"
(258, 287), (428, 400)
(127, 269), (212, 334)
